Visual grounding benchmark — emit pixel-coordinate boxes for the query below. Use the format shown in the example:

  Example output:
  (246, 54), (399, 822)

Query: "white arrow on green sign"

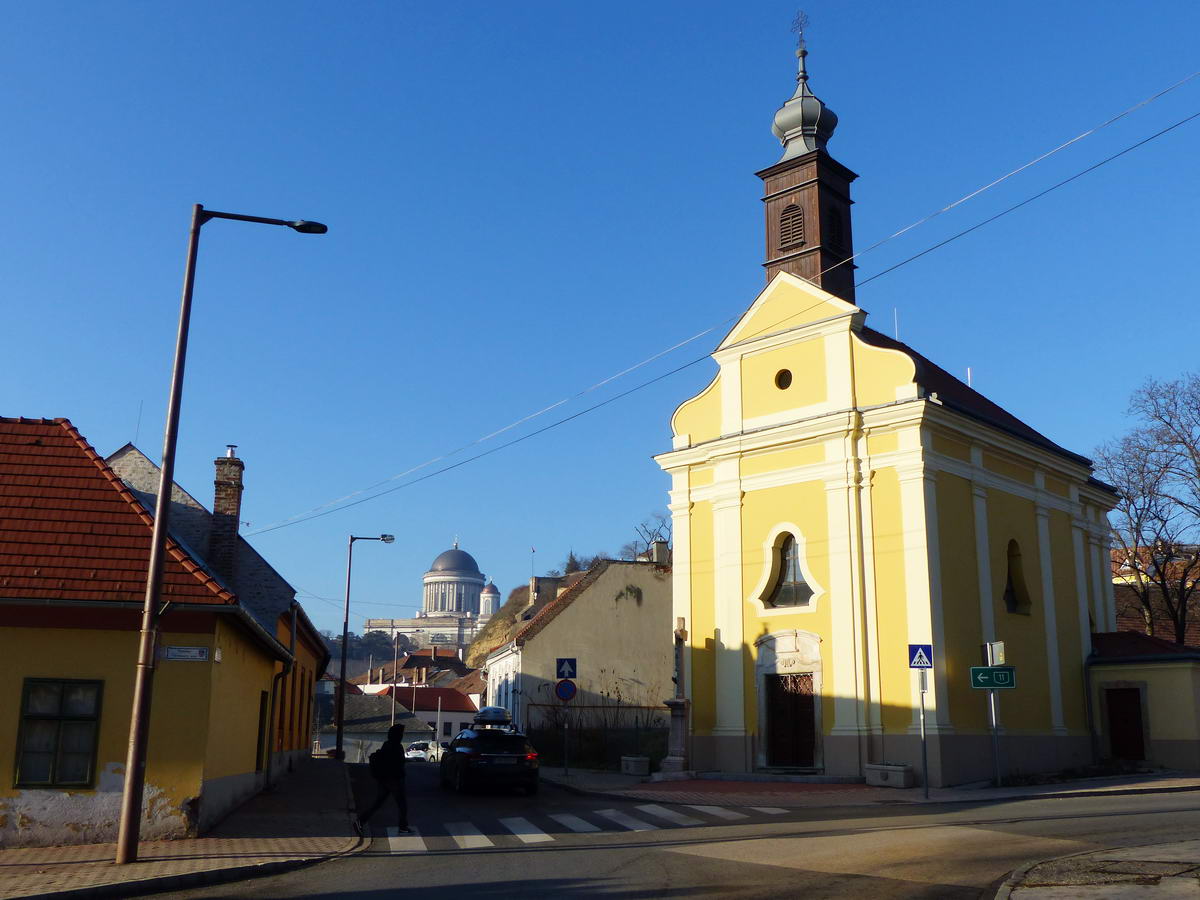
(970, 666), (1017, 689)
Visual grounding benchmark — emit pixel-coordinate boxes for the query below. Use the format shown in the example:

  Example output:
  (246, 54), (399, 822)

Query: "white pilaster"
(826, 471), (863, 737)
(898, 462), (950, 731)
(972, 481), (995, 644)
(1071, 517), (1094, 666)
(711, 458), (745, 739)
(1035, 505), (1065, 734)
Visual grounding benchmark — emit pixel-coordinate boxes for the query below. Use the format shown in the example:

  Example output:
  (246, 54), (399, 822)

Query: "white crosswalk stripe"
(685, 805), (748, 820)
(386, 825), (425, 853)
(634, 804), (705, 826)
(445, 820), (493, 849)
(592, 808), (659, 831)
(549, 813), (602, 833)
(381, 802), (780, 853)
(499, 816), (554, 843)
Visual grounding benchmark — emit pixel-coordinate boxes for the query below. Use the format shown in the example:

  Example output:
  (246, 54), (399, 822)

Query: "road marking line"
(685, 805), (748, 820)
(548, 813), (601, 833)
(749, 807), (789, 814)
(386, 825), (425, 853)
(593, 808), (659, 831)
(445, 821), (493, 849)
(499, 816), (555, 843)
(634, 804), (705, 826)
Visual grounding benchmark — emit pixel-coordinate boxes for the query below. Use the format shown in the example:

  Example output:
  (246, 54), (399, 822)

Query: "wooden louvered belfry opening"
(779, 203), (805, 250)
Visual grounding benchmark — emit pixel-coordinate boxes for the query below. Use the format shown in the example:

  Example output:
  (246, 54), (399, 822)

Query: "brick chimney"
(209, 444), (243, 583)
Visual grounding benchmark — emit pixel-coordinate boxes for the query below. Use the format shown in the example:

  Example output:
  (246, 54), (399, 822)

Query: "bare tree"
(1097, 374), (1200, 644)
(618, 511), (672, 560)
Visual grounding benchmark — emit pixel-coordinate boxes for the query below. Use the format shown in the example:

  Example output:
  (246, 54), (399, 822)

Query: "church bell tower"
(758, 30), (857, 302)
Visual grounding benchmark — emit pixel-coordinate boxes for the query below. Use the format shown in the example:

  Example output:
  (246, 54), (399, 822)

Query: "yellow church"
(655, 40), (1117, 786)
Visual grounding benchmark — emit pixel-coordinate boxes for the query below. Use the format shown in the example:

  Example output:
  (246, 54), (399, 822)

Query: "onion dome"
(771, 36), (839, 162)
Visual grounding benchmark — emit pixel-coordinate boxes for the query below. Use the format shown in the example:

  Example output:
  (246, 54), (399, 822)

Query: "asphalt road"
(141, 763), (1200, 899)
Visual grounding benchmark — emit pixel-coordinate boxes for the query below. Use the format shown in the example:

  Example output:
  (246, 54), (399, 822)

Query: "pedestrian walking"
(358, 723), (409, 833)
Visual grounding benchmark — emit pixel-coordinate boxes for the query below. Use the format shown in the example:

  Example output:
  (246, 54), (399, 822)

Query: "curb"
(8, 763), (367, 900)
(990, 834), (1190, 900)
(544, 777), (1200, 809)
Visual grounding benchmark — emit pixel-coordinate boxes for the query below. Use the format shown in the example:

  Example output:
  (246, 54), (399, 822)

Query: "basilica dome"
(427, 547), (481, 575)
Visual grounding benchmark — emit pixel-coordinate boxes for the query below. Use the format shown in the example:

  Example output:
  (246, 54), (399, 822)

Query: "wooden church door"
(766, 672), (815, 767)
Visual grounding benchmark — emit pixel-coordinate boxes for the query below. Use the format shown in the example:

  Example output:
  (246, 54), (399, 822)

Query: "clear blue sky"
(5, 1), (1199, 637)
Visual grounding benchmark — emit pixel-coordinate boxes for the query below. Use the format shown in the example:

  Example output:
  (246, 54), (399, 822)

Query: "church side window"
(766, 535), (813, 608)
(1002, 539), (1032, 615)
(779, 204), (805, 250)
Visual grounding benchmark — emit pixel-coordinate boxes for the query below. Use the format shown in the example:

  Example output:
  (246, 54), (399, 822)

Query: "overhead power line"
(250, 79), (1200, 537)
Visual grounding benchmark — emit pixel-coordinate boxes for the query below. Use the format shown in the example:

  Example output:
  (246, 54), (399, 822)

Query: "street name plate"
(165, 646), (209, 661)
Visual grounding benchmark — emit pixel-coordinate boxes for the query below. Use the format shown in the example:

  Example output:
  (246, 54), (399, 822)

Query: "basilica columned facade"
(365, 542), (499, 654)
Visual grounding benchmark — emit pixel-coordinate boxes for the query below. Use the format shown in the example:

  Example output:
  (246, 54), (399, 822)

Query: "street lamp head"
(380, 534), (396, 544)
(288, 220), (328, 234)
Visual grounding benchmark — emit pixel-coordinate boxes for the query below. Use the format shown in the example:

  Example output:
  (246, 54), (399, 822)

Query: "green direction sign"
(970, 666), (1017, 690)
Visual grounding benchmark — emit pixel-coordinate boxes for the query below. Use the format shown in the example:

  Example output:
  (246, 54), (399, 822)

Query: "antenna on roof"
(967, 367), (973, 388)
(133, 399), (143, 446)
(893, 308), (899, 340)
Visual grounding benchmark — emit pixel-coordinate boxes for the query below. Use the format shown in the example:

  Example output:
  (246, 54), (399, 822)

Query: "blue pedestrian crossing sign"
(557, 658), (577, 679)
(908, 644), (934, 669)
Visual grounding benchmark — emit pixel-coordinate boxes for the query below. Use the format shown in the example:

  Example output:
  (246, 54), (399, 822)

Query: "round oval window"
(775, 369), (792, 390)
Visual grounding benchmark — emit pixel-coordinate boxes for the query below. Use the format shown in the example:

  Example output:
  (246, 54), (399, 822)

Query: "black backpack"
(368, 747), (387, 779)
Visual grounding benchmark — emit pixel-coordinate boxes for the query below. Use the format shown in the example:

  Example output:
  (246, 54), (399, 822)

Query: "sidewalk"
(0, 756), (362, 900)
(540, 768), (1200, 809)
(998, 841), (1200, 897)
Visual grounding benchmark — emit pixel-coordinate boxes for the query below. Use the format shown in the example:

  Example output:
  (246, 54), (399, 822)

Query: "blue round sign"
(555, 678), (577, 702)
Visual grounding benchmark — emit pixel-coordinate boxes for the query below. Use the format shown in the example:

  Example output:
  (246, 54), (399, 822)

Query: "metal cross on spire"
(791, 10), (810, 82)
(791, 9), (809, 46)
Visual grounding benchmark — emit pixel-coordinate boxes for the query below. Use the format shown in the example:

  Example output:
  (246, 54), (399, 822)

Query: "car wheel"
(454, 766), (468, 793)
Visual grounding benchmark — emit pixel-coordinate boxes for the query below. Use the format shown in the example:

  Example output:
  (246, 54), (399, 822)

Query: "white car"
(405, 741), (431, 760)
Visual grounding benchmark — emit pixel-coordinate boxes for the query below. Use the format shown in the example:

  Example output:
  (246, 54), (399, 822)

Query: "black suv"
(440, 726), (539, 795)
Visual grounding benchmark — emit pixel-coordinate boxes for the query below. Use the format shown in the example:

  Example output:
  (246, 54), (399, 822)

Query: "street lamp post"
(335, 534), (395, 760)
(115, 204), (327, 866)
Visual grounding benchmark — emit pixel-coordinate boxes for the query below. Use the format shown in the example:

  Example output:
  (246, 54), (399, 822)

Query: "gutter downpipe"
(265, 603), (299, 789)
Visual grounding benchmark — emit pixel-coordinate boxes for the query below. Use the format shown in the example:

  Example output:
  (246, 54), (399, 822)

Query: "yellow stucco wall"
(741, 339), (825, 419)
(2, 625), (213, 844)
(933, 432), (971, 462)
(739, 480), (830, 735)
(866, 431), (899, 456)
(740, 445), (824, 477)
(936, 471), (987, 731)
(1050, 509), (1087, 731)
(850, 333), (916, 408)
(1091, 664), (1200, 745)
(870, 467), (912, 731)
(205, 619), (275, 781)
(671, 374), (721, 445)
(987, 489), (1051, 732)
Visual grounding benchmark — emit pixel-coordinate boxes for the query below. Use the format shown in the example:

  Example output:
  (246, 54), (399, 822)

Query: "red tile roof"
(383, 685), (478, 713)
(857, 328), (1092, 467)
(0, 417), (235, 605)
(1092, 630), (1200, 659)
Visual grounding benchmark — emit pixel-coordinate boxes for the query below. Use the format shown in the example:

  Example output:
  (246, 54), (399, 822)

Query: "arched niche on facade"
(748, 522), (826, 617)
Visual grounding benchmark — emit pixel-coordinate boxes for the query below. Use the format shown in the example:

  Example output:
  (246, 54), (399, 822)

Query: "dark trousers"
(360, 775), (408, 829)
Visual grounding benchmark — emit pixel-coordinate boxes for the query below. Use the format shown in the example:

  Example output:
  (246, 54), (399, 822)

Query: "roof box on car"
(473, 706), (512, 727)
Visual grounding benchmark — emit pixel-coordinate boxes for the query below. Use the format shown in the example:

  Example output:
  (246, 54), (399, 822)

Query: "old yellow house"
(1, 418), (326, 847)
(654, 44), (1117, 785)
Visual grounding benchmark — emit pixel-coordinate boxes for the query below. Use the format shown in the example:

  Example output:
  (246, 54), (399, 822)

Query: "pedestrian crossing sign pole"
(908, 644), (933, 799)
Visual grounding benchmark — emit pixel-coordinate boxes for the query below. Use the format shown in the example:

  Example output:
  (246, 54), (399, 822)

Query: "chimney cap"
(225, 444), (238, 458)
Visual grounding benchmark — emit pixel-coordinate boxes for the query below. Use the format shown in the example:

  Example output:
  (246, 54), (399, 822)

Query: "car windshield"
(473, 732), (531, 753)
